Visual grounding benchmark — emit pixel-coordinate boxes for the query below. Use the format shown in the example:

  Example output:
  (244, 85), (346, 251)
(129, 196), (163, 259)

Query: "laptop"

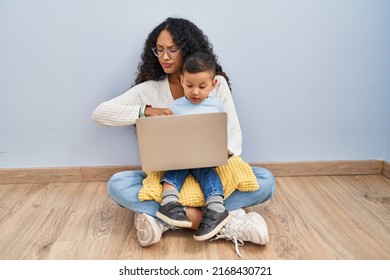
(136, 112), (228, 172)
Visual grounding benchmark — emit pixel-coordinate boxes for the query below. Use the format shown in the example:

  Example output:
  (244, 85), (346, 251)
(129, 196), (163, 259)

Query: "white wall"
(1, 0), (389, 168)
(386, 117), (390, 162)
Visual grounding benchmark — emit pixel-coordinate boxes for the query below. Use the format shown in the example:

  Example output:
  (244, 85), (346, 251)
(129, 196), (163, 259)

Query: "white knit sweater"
(92, 75), (243, 155)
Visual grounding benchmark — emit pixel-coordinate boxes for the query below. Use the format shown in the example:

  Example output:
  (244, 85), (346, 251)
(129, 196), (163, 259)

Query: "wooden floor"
(0, 175), (389, 260)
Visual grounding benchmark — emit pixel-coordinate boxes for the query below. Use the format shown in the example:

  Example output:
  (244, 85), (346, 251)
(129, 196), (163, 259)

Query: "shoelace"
(212, 226), (246, 258)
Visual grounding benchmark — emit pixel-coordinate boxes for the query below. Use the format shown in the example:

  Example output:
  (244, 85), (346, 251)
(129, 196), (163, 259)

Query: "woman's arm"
(212, 76), (243, 156)
(92, 79), (172, 126)
(91, 84), (145, 126)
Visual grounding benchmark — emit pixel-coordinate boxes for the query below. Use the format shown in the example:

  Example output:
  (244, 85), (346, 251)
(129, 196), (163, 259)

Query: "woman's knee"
(107, 171), (129, 195)
(252, 166), (276, 199)
(107, 170), (145, 205)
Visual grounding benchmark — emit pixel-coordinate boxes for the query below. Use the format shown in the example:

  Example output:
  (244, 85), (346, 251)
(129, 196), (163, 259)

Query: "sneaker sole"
(134, 213), (155, 247)
(193, 214), (232, 241)
(156, 211), (192, 228)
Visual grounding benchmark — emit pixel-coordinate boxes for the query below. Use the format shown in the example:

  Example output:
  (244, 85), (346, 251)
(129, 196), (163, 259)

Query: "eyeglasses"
(152, 47), (181, 58)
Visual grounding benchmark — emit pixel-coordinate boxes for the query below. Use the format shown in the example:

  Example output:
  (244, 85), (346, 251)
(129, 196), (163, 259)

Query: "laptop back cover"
(136, 112), (228, 172)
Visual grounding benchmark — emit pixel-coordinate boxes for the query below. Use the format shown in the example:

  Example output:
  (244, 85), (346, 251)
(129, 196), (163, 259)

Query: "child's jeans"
(161, 167), (224, 201)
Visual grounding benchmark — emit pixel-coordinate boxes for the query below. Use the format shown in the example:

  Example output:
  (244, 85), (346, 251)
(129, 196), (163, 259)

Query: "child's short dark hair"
(183, 52), (216, 76)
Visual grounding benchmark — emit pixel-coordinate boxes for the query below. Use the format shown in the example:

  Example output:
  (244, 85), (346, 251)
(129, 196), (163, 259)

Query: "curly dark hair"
(135, 17), (231, 88)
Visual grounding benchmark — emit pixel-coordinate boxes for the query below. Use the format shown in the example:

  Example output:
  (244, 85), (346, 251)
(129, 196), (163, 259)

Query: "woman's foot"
(134, 213), (168, 247)
(212, 209), (270, 257)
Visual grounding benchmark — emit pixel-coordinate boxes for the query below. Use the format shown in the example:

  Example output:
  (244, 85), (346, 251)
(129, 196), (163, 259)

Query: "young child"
(156, 52), (231, 241)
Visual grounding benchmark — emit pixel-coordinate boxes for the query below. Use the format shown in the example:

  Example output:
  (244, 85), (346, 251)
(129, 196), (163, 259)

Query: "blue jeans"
(161, 167), (224, 201)
(107, 166), (275, 217)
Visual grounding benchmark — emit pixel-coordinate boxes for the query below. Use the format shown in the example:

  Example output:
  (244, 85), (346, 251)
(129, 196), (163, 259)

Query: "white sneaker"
(213, 210), (270, 257)
(134, 213), (167, 247)
(229, 208), (246, 218)
(245, 212), (270, 244)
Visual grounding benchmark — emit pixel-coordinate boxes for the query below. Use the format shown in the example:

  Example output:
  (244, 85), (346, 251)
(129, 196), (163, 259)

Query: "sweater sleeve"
(91, 79), (169, 126)
(91, 94), (141, 126)
(212, 76), (243, 156)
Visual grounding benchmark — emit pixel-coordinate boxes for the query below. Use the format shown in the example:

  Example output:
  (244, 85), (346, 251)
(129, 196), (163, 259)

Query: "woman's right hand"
(145, 106), (174, 117)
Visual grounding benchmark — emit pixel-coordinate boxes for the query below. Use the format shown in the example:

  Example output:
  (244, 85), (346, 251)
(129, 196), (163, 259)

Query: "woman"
(92, 17), (275, 249)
